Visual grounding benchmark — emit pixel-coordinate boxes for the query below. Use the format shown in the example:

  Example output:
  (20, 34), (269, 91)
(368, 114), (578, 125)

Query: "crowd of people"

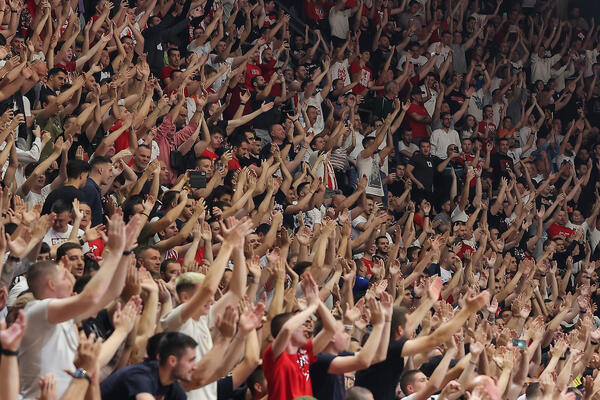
(0, 0), (599, 398)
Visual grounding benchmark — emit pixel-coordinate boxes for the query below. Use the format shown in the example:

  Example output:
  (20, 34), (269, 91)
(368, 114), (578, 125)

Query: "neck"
(158, 365), (175, 386)
(89, 174), (101, 185)
(322, 343), (338, 355)
(65, 179), (80, 187)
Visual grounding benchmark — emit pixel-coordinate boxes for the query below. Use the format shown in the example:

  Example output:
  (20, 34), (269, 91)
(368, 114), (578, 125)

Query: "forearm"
(59, 379), (89, 400)
(98, 327), (129, 367)
(0, 355), (19, 400)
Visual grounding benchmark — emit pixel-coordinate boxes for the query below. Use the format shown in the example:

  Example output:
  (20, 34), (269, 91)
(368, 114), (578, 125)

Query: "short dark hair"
(375, 235), (389, 244)
(56, 242), (81, 261)
(157, 332), (198, 366)
(271, 312), (297, 338)
(246, 366), (265, 395)
(66, 160), (91, 180)
(135, 246), (158, 259)
(90, 156), (112, 169)
(50, 199), (72, 215)
(400, 370), (422, 394)
(48, 67), (67, 78)
(160, 258), (180, 275)
(391, 306), (408, 337)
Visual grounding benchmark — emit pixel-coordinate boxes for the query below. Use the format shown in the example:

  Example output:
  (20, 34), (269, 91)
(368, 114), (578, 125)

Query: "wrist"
(1, 348), (19, 355)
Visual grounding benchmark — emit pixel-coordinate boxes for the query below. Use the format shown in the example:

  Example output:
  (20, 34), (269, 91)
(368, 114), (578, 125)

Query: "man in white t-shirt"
(427, 32), (452, 68)
(328, 0), (361, 40)
(352, 197), (374, 239)
(42, 201), (85, 247)
(160, 218), (255, 400)
(18, 137), (68, 210)
(19, 214), (130, 399)
(430, 112), (461, 159)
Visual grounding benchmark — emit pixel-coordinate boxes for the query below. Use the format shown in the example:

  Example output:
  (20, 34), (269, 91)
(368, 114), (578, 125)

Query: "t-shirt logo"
(427, 161), (432, 167)
(297, 349), (311, 382)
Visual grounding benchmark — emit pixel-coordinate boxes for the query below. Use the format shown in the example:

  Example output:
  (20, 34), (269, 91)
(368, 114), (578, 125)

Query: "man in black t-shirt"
(355, 280), (489, 400)
(250, 74), (284, 143)
(41, 159), (89, 215)
(100, 332), (196, 400)
(490, 138), (514, 186)
(406, 141), (441, 205)
(310, 298), (388, 400)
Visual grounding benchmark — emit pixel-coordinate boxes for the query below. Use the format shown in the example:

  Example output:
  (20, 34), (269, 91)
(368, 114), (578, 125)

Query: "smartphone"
(512, 338), (526, 349)
(189, 171), (207, 189)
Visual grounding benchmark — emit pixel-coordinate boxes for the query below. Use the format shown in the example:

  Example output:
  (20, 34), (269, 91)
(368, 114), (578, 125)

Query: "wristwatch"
(72, 368), (92, 384)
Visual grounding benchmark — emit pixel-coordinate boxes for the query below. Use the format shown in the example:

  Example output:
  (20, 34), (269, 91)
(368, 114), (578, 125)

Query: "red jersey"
(262, 340), (316, 400)
(245, 64), (262, 90)
(160, 65), (176, 82)
(109, 121), (131, 153)
(407, 103), (430, 139)
(200, 148), (219, 161)
(349, 61), (372, 95)
(546, 224), (575, 239)
(228, 157), (242, 170)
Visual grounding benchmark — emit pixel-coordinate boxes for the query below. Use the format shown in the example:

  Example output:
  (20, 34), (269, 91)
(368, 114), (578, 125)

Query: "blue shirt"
(81, 177), (103, 227)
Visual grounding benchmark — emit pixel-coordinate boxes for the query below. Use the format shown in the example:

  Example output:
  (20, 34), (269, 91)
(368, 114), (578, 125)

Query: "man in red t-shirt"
(200, 130), (225, 161)
(160, 48), (183, 86)
(406, 87), (432, 141)
(546, 209), (576, 239)
(262, 273), (337, 400)
(228, 137), (250, 170)
(477, 105), (497, 145)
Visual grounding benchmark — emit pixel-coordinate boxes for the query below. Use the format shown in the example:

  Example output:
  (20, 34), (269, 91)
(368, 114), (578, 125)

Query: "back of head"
(346, 386), (374, 400)
(157, 332), (198, 366)
(67, 159), (91, 180)
(89, 155), (112, 171)
(146, 332), (168, 361)
(246, 366), (265, 394)
(26, 261), (58, 298)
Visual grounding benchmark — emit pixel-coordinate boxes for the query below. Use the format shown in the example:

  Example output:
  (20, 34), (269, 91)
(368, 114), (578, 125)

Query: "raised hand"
(464, 289), (490, 312)
(238, 299), (266, 334)
(219, 216), (254, 246)
(106, 213), (126, 253)
(301, 272), (320, 308)
(0, 309), (26, 351)
(72, 331), (103, 376)
(216, 305), (239, 338)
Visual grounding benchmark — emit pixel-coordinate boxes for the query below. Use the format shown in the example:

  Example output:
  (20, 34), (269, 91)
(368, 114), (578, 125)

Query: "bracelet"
(10, 9), (18, 13)
(79, 238), (85, 245)
(469, 360), (477, 366)
(1, 348), (18, 356)
(592, 341), (599, 346)
(240, 102), (246, 105)
(142, 212), (150, 218)
(122, 250), (133, 256)
(136, 77), (142, 81)
(7, 255), (20, 262)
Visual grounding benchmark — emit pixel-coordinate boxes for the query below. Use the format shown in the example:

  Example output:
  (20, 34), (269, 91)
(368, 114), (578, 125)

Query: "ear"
(167, 354), (178, 368)
(47, 278), (56, 292)
(395, 325), (404, 339)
